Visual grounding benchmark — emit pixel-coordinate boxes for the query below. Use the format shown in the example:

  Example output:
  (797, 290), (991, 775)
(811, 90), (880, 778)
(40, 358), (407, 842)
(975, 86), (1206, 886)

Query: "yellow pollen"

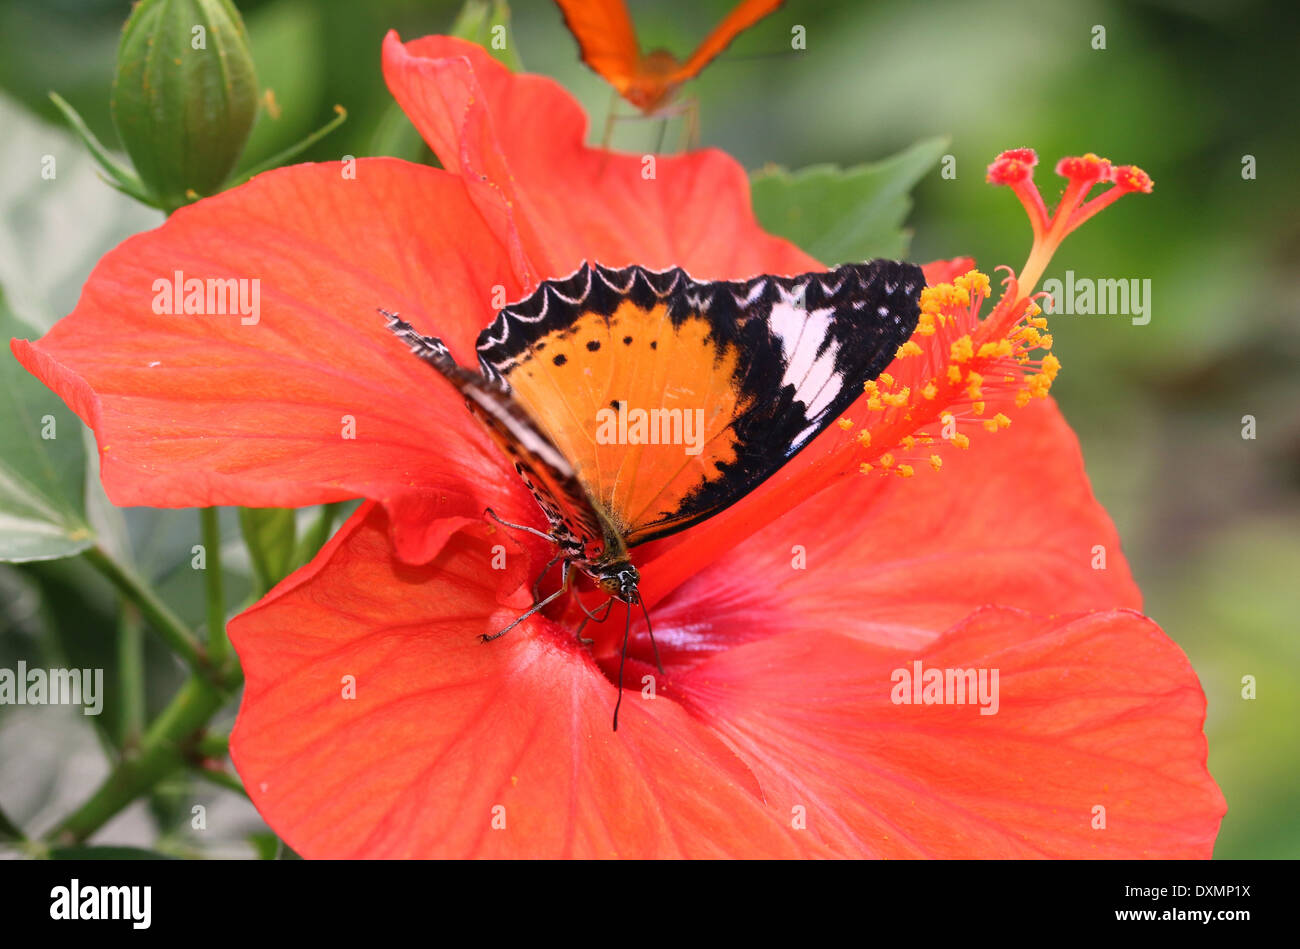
(979, 340), (1014, 359)
(896, 340), (924, 358)
(1042, 354), (1061, 379)
(1015, 389), (1032, 407)
(947, 364), (963, 384)
(837, 417), (854, 431)
(880, 453), (895, 468)
(972, 401), (986, 415)
(881, 387), (911, 408)
(878, 372), (895, 390)
(863, 379), (878, 396)
(857, 429), (871, 447)
(950, 335), (975, 363)
(867, 395), (884, 411)
(900, 435), (916, 450)
(1027, 374), (1052, 398)
(1029, 316), (1048, 329)
(1039, 334), (1053, 349)
(955, 270), (991, 297)
(929, 453), (943, 470)
(953, 433), (971, 449)
(859, 462), (873, 475)
(922, 381), (938, 400)
(897, 465), (915, 478)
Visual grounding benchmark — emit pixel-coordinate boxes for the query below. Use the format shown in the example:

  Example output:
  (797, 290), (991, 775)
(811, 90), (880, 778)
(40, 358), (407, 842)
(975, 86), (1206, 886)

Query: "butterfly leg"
(573, 596), (615, 645)
(600, 88), (620, 150)
(611, 600), (634, 731)
(481, 560), (572, 643)
(484, 506), (553, 543)
(681, 96), (700, 152)
(531, 549), (563, 602)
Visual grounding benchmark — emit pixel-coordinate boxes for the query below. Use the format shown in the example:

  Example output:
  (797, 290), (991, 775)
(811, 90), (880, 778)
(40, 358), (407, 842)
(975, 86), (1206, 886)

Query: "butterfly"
(384, 258), (923, 727)
(554, 0), (786, 114)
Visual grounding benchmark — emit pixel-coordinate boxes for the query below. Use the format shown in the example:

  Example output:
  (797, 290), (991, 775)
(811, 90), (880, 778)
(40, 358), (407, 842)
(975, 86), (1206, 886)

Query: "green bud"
(111, 0), (258, 212)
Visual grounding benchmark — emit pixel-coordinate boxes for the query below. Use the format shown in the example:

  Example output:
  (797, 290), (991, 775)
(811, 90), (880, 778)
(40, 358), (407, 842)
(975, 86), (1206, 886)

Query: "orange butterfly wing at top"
(671, 0), (786, 84)
(555, 0), (785, 113)
(553, 0), (643, 98)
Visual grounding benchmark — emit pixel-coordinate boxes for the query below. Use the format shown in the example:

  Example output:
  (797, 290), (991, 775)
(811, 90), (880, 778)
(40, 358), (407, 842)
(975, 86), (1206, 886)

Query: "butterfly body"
(623, 50), (683, 112)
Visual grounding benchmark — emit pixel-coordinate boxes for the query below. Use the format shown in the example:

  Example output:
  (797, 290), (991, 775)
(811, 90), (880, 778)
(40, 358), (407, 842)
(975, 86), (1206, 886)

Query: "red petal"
(11, 160), (536, 561)
(637, 397), (1142, 647)
(673, 607), (1225, 858)
(922, 256), (977, 285)
(381, 33), (815, 284)
(229, 502), (822, 858)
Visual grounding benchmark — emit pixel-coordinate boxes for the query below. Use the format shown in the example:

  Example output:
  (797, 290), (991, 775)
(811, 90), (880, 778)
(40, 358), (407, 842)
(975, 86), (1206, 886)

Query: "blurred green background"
(0, 0), (1295, 858)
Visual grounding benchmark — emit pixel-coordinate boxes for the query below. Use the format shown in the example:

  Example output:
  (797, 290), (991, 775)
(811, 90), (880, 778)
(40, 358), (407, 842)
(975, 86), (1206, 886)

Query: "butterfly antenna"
(640, 596), (665, 675)
(612, 599), (633, 731)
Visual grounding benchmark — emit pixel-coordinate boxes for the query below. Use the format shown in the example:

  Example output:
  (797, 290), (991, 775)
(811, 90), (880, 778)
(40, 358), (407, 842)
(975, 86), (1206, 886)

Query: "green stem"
(46, 674), (227, 845)
(200, 508), (228, 667)
(116, 603), (146, 747)
(195, 732), (229, 759)
(83, 545), (215, 685)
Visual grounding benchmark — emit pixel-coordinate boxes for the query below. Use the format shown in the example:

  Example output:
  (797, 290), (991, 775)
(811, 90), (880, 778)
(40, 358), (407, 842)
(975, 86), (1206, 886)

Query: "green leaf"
(750, 137), (949, 265)
(0, 291), (94, 562)
(239, 507), (297, 595)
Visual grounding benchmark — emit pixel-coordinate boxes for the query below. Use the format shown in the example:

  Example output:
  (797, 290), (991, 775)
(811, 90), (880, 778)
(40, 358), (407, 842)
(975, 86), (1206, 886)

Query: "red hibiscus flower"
(11, 35), (1225, 858)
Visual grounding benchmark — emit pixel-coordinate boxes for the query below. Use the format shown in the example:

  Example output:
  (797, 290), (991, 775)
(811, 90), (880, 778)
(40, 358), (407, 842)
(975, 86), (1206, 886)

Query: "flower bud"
(111, 0), (258, 212)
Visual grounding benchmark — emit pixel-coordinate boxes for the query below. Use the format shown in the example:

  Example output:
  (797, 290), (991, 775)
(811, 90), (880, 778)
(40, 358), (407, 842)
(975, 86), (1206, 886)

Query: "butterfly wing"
(670, 0), (785, 84)
(553, 0), (642, 96)
(384, 315), (615, 565)
(475, 260), (923, 548)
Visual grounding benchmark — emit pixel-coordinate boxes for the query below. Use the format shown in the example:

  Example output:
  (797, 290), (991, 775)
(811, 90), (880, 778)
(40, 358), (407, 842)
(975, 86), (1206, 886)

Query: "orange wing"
(671, 0), (786, 83)
(553, 0), (642, 95)
(474, 261), (924, 548)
